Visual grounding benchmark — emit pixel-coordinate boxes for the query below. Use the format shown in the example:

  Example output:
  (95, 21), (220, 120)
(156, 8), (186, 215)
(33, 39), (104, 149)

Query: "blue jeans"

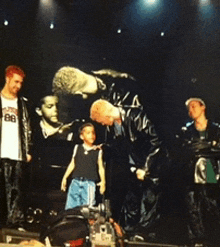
(65, 177), (96, 210)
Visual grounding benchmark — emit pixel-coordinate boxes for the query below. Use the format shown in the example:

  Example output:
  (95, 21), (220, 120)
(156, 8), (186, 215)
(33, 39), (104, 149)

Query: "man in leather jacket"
(0, 65), (32, 227)
(175, 98), (220, 245)
(90, 98), (168, 236)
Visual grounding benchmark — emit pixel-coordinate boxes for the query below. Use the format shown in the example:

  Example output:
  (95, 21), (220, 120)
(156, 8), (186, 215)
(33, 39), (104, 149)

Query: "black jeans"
(0, 159), (24, 226)
(185, 184), (220, 244)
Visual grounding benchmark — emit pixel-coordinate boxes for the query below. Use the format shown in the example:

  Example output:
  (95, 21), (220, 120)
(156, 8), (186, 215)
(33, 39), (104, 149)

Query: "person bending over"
(90, 99), (169, 238)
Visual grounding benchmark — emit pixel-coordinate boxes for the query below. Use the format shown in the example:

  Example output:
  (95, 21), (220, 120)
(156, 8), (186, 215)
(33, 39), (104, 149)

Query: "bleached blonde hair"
(90, 99), (113, 122)
(52, 67), (81, 94)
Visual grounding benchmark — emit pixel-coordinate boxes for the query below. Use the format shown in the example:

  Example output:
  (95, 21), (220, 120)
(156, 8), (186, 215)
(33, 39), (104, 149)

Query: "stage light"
(38, 0), (57, 26)
(161, 32), (164, 36)
(191, 78), (197, 83)
(40, 0), (53, 8)
(198, 0), (214, 18)
(136, 0), (163, 19)
(144, 0), (160, 7)
(148, 0), (157, 4)
(117, 28), (121, 33)
(4, 20), (8, 26)
(199, 0), (211, 6)
(50, 22), (54, 29)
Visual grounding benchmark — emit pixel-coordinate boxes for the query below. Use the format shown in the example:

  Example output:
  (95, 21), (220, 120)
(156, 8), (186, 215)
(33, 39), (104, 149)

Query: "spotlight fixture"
(148, 0), (156, 4)
(200, 0), (210, 5)
(50, 23), (54, 29)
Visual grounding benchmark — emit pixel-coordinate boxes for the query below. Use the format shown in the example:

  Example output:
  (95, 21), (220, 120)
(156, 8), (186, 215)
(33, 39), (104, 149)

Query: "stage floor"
(0, 226), (204, 247)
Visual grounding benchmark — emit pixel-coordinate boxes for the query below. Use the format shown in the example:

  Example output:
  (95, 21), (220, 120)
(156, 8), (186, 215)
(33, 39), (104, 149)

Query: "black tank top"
(72, 144), (99, 181)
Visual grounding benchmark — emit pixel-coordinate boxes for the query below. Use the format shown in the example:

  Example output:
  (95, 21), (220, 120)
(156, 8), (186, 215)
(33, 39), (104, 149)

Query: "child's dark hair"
(78, 122), (95, 135)
(35, 94), (58, 108)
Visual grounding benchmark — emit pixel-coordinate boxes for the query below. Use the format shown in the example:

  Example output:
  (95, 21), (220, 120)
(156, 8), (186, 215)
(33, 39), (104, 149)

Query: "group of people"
(0, 65), (220, 247)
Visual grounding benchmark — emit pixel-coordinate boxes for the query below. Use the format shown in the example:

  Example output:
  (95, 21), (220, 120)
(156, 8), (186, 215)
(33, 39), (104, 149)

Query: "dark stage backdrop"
(0, 0), (220, 221)
(1, 0), (220, 143)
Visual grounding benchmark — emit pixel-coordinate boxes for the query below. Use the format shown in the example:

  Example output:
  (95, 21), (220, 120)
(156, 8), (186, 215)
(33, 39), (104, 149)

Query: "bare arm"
(97, 150), (106, 195)
(61, 157), (75, 192)
(61, 145), (78, 191)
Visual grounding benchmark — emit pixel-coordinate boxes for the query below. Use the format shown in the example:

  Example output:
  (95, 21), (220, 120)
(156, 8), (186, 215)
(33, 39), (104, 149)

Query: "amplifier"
(90, 221), (116, 247)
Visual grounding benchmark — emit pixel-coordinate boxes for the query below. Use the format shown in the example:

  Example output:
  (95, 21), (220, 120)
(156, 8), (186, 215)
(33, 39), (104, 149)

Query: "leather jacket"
(178, 121), (220, 151)
(0, 95), (32, 162)
(176, 120), (220, 184)
(106, 105), (165, 177)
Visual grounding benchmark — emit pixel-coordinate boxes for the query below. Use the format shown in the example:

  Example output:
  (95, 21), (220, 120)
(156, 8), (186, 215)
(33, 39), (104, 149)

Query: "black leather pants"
(0, 159), (24, 227)
(185, 184), (220, 244)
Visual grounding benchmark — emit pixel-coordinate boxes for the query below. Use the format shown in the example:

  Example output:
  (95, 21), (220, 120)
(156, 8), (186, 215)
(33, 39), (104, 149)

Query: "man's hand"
(136, 168), (149, 181)
(61, 178), (67, 192)
(27, 154), (32, 162)
(58, 122), (73, 133)
(97, 181), (106, 195)
(93, 144), (103, 150)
